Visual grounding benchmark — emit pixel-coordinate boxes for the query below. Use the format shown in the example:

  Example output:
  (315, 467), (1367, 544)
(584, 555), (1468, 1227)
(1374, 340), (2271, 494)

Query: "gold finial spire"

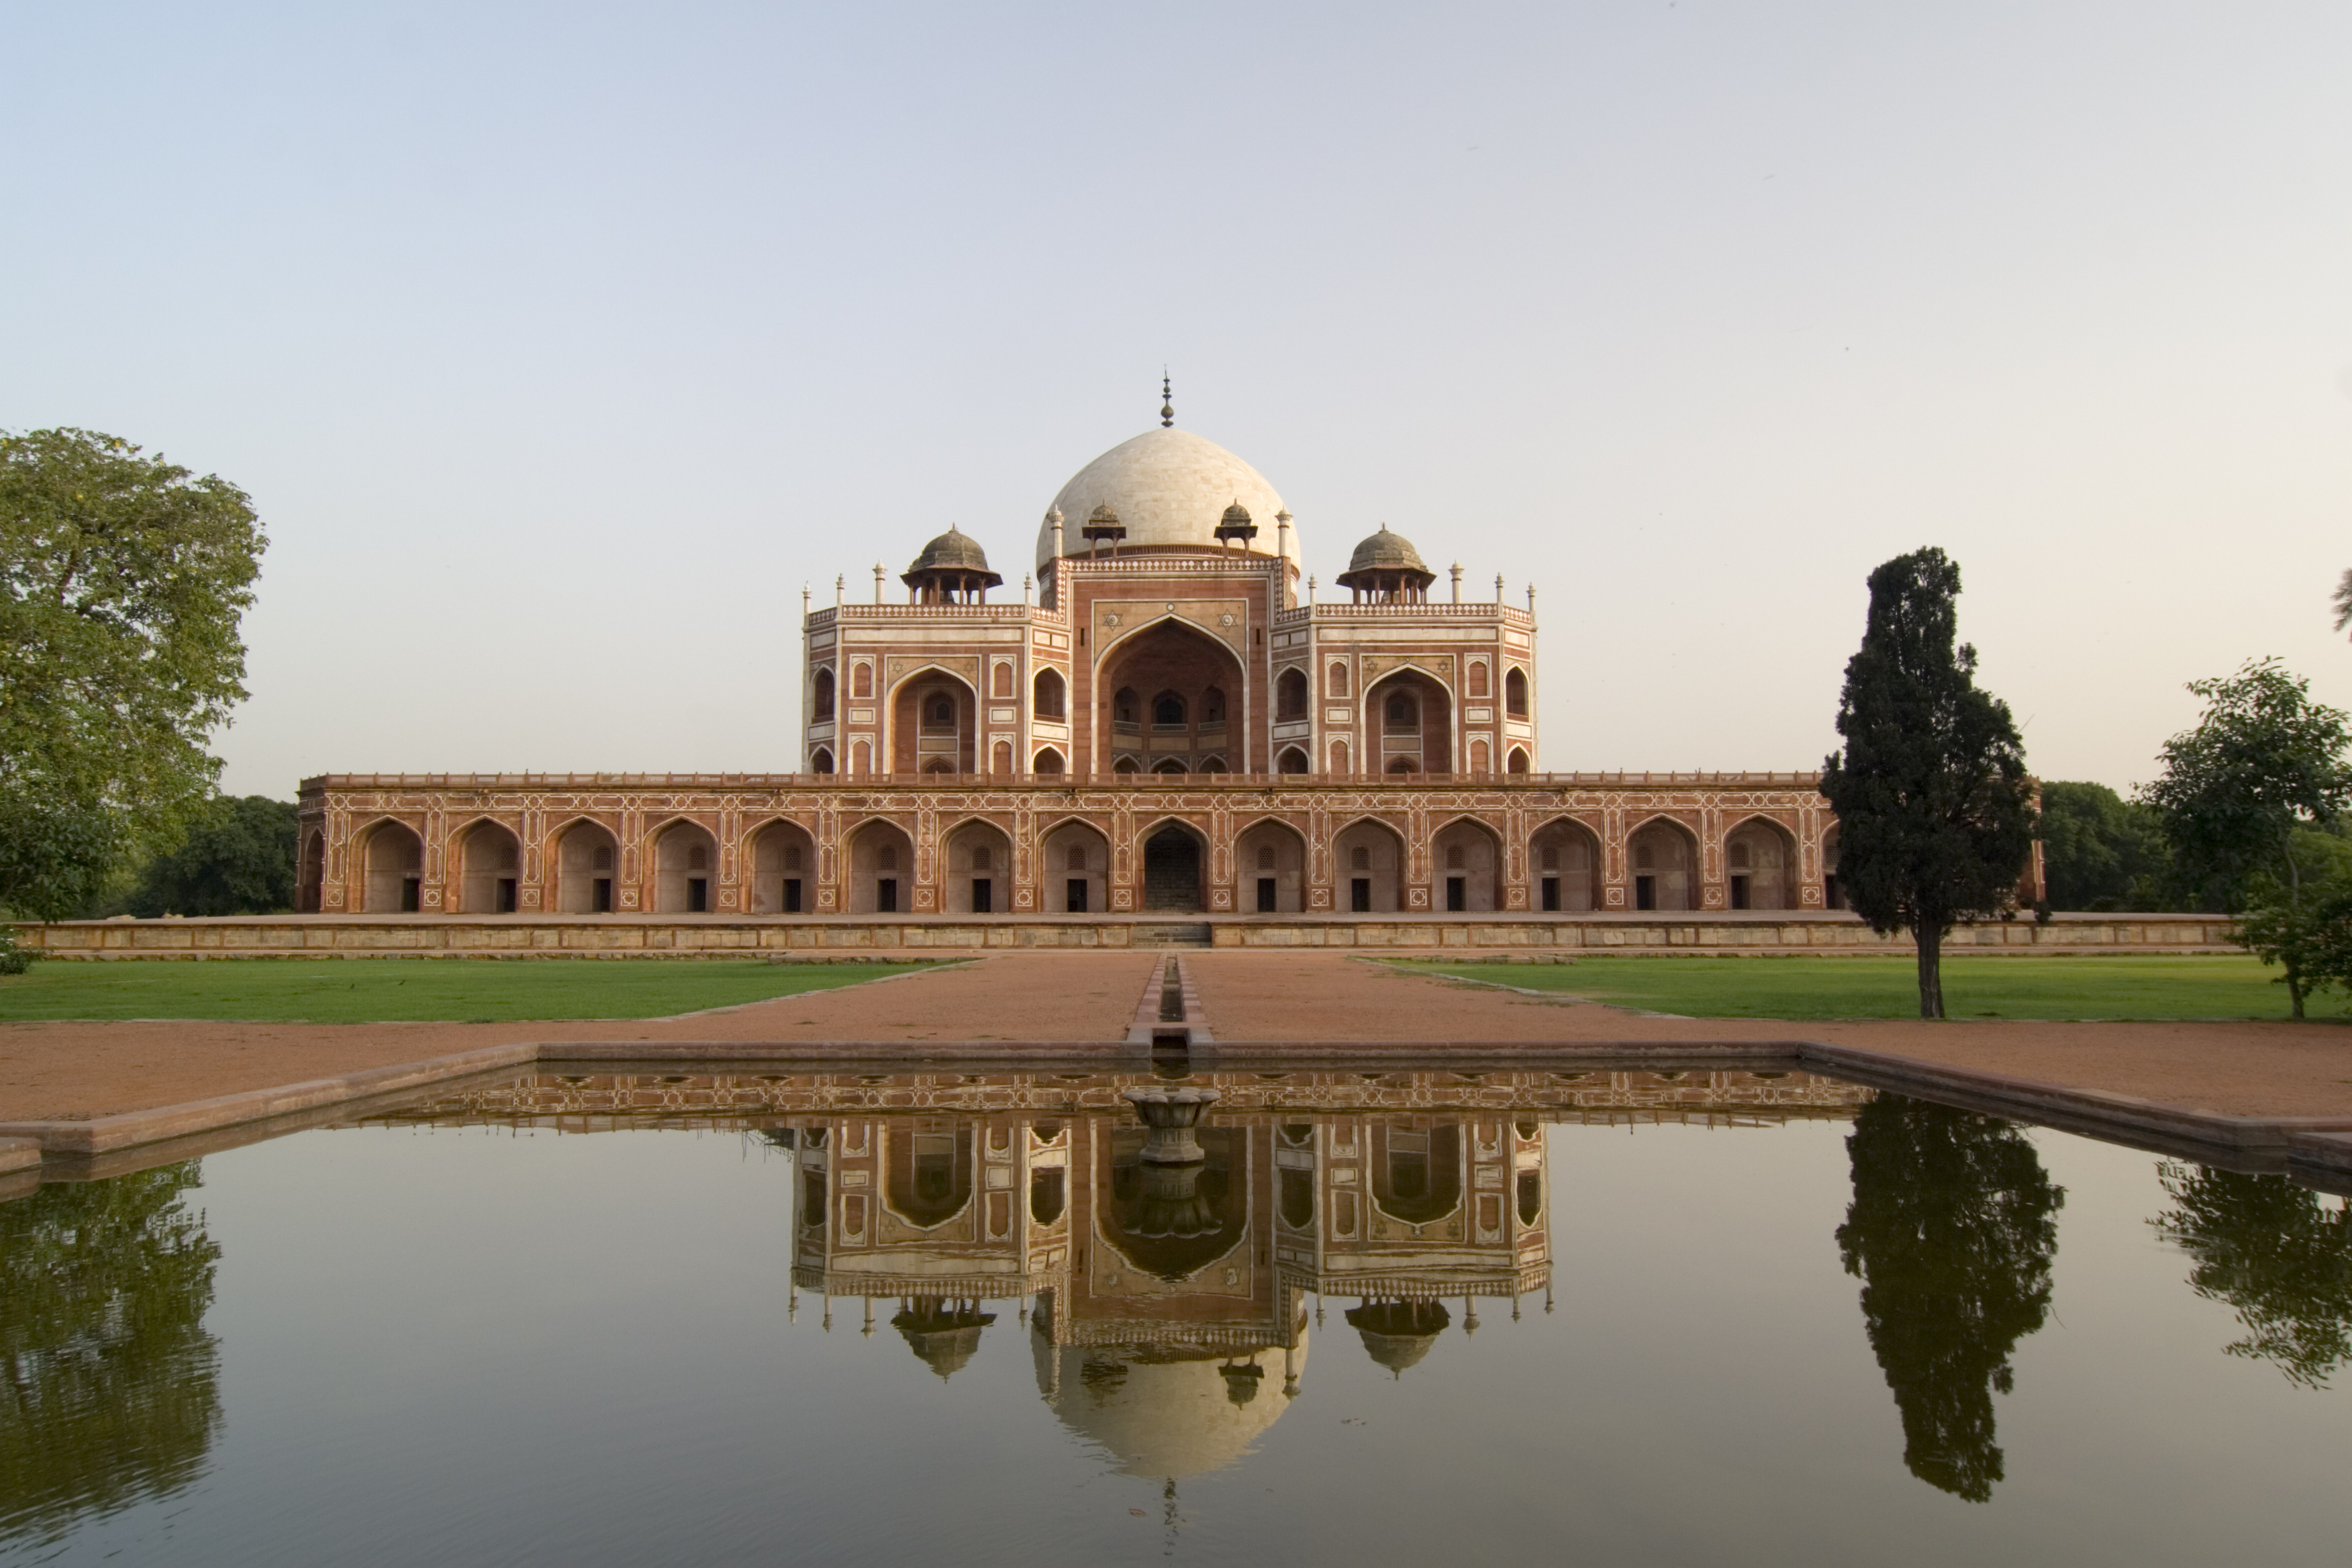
(1160, 371), (1173, 428)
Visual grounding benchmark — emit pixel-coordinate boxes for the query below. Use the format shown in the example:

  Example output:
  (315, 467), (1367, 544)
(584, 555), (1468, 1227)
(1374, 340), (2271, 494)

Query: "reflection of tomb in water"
(771, 1092), (1563, 1477)
(366, 1067), (1860, 1476)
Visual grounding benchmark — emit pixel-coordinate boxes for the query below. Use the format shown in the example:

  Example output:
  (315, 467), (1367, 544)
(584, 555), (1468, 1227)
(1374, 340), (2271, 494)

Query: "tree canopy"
(0, 428), (264, 920)
(124, 795), (298, 917)
(2139, 659), (2352, 1016)
(2141, 658), (2352, 912)
(1821, 548), (2037, 1018)
(2036, 781), (2171, 912)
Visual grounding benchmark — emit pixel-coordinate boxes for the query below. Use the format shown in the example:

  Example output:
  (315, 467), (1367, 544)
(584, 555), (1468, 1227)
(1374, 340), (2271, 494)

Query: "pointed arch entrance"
(1097, 618), (1246, 775)
(1141, 822), (1206, 912)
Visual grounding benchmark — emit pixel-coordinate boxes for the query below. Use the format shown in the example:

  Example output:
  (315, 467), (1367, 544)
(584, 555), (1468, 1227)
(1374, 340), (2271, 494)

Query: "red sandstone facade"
(298, 417), (1865, 921)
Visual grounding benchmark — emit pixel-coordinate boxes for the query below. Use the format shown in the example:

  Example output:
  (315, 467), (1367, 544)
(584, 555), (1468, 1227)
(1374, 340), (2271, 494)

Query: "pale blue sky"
(6, 1), (2349, 794)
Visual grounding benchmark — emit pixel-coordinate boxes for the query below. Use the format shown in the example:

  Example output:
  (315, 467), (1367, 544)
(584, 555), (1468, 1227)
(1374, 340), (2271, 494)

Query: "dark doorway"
(1351, 877), (1372, 913)
(687, 878), (708, 913)
(1541, 876), (1560, 912)
(1445, 877), (1467, 912)
(1731, 875), (1751, 910)
(878, 877), (898, 913)
(783, 879), (802, 914)
(1143, 828), (1202, 911)
(1635, 875), (1657, 911)
(1066, 878), (1088, 913)
(593, 877), (613, 913)
(972, 878), (993, 914)
(1257, 877), (1277, 913)
(400, 877), (421, 913)
(496, 878), (518, 913)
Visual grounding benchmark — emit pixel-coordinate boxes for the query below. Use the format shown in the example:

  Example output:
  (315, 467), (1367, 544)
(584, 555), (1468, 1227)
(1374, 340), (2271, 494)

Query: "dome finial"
(1160, 371), (1174, 428)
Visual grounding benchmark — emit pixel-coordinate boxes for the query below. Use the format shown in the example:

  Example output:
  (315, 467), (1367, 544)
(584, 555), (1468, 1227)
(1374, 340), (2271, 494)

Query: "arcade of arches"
(303, 781), (1850, 916)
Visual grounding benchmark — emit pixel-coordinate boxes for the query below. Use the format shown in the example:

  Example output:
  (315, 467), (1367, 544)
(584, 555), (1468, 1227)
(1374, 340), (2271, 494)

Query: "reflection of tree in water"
(2151, 1162), (2352, 1388)
(0, 1162), (222, 1547)
(1836, 1097), (2063, 1504)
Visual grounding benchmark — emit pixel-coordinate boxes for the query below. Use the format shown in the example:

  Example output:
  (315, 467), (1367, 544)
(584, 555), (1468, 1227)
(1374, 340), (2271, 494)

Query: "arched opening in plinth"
(1431, 817), (1502, 912)
(1141, 822), (1206, 912)
(1333, 818), (1404, 914)
(1236, 818), (1308, 914)
(1628, 817), (1699, 912)
(455, 821), (522, 914)
(297, 829), (324, 912)
(360, 822), (424, 913)
(846, 820), (916, 914)
(750, 820), (815, 914)
(553, 821), (619, 913)
(1724, 816), (1798, 910)
(652, 820), (720, 914)
(944, 819), (1012, 914)
(1530, 818), (1601, 912)
(1042, 819), (1108, 914)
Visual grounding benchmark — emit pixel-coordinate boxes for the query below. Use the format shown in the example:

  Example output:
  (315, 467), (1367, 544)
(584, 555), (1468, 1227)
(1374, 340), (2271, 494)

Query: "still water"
(5, 1064), (2351, 1566)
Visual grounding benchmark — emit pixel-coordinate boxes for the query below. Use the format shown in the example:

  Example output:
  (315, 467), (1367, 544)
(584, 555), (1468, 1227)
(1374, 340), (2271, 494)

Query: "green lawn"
(1385, 954), (2352, 1022)
(0, 959), (938, 1023)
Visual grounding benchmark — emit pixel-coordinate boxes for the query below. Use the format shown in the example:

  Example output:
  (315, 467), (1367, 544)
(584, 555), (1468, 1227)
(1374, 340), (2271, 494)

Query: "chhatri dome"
(1036, 405), (1302, 575)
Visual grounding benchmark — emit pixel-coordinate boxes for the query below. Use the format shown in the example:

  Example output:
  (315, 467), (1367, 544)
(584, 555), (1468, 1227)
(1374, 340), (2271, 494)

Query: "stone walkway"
(6, 949), (2352, 1122)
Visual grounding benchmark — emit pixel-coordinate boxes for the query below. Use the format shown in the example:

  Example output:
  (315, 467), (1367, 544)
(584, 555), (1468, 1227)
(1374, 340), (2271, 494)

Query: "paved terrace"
(4, 950), (2351, 1124)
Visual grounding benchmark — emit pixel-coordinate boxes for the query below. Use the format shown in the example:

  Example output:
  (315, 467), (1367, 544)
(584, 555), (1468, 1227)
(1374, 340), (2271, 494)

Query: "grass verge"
(0, 958), (938, 1023)
(1384, 954), (2352, 1022)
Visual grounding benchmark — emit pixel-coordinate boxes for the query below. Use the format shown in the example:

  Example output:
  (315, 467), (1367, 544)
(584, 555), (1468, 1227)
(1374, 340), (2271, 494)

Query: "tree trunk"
(1916, 927), (1945, 1019)
(2288, 961), (2306, 1021)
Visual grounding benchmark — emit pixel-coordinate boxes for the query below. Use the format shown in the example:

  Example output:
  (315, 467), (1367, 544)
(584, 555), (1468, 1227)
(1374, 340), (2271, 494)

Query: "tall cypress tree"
(1822, 548), (2036, 1018)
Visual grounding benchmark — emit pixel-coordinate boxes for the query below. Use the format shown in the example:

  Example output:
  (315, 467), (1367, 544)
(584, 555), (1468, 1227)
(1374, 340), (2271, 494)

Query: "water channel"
(5, 1063), (2349, 1565)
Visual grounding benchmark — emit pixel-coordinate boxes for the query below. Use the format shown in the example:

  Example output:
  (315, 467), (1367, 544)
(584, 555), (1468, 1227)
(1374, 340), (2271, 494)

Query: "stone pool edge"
(6, 1036), (2352, 1193)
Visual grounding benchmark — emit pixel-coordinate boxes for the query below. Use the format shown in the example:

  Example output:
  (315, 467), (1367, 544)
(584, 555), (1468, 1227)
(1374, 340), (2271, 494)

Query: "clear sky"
(6, 1), (2349, 796)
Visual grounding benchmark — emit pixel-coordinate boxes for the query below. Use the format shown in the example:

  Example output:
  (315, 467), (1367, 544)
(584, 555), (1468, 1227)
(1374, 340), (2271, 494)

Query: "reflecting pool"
(5, 1065), (2351, 1565)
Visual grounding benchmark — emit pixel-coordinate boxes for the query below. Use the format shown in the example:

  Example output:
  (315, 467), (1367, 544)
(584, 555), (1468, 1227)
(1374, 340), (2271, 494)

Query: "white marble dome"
(1036, 427), (1300, 574)
(1034, 1332), (1308, 1480)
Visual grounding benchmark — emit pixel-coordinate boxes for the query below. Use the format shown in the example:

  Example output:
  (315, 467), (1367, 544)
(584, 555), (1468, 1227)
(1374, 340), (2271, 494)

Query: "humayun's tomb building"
(293, 393), (1867, 933)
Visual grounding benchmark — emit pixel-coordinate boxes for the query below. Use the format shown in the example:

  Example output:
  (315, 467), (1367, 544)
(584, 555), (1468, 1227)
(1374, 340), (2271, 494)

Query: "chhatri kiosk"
(297, 392), (1835, 924)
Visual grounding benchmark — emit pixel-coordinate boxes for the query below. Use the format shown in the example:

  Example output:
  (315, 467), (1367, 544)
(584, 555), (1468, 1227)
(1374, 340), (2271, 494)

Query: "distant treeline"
(2039, 779), (2349, 914)
(101, 795), (298, 918)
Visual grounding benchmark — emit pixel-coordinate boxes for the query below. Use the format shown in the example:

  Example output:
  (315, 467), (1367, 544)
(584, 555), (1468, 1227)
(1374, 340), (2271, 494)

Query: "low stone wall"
(9, 911), (2239, 959)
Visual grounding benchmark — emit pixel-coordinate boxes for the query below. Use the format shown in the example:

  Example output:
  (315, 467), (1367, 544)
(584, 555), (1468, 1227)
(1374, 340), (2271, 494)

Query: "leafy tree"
(0, 1163), (222, 1551)
(2151, 1163), (2352, 1388)
(124, 795), (298, 917)
(2333, 568), (2352, 642)
(0, 428), (265, 921)
(2234, 830), (2352, 1018)
(2140, 659), (2352, 1012)
(1822, 548), (2037, 1018)
(2037, 781), (2171, 912)
(1836, 1095), (2064, 1503)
